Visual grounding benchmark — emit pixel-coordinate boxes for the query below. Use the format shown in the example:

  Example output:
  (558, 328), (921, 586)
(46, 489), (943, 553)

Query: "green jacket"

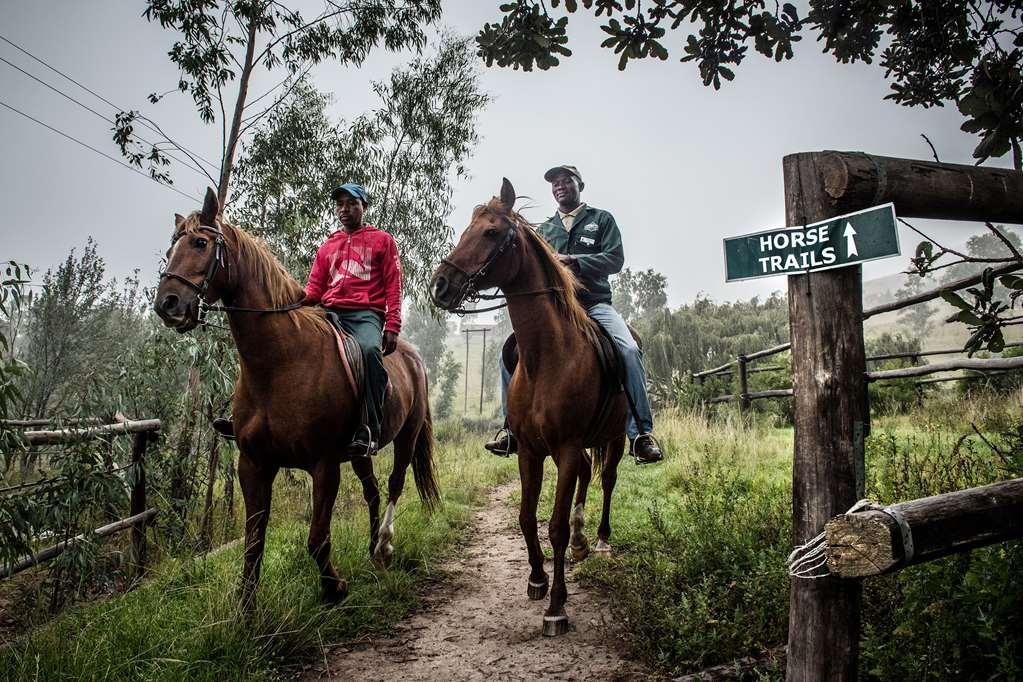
(538, 205), (624, 307)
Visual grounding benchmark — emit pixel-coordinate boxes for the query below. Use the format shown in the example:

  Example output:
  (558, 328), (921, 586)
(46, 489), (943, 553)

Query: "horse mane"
(479, 198), (597, 342)
(177, 212), (331, 335)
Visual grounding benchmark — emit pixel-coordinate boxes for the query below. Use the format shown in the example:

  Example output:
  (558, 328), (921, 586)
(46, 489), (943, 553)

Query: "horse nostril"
(432, 276), (448, 302)
(160, 293), (180, 313)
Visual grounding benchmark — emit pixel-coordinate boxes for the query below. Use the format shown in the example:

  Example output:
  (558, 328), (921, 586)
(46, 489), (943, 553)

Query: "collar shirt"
(558, 203), (587, 232)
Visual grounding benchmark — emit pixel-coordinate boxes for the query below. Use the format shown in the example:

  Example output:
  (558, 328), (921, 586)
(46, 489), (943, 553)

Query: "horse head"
(430, 178), (522, 312)
(154, 187), (233, 332)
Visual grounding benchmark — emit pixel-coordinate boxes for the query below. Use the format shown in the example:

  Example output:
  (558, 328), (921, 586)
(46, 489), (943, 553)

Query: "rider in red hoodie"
(305, 182), (402, 456)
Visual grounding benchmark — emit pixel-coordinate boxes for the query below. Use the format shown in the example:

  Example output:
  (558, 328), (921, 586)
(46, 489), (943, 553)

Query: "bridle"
(160, 223), (300, 325)
(437, 215), (562, 315)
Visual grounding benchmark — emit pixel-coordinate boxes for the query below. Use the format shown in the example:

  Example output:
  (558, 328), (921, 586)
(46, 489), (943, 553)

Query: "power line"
(0, 97), (202, 203)
(0, 32), (221, 172)
(0, 54), (214, 182)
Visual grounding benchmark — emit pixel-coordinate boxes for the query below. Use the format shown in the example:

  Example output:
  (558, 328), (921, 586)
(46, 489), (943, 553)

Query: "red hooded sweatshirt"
(304, 224), (403, 334)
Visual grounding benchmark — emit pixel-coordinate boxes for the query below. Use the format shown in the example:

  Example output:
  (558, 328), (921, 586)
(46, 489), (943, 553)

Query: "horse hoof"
(571, 538), (590, 562)
(527, 578), (549, 600)
(323, 579), (348, 604)
(593, 539), (612, 557)
(542, 614), (570, 637)
(372, 543), (394, 570)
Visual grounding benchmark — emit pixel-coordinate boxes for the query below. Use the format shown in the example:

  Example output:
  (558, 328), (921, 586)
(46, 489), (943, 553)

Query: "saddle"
(502, 323), (640, 447)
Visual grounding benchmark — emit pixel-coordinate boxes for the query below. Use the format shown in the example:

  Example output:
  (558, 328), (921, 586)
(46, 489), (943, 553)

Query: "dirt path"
(303, 481), (650, 681)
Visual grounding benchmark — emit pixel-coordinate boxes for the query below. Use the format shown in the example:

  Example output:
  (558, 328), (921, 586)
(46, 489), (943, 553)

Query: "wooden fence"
(694, 342), (1023, 407)
(0, 416), (161, 579)
(687, 152), (1023, 680)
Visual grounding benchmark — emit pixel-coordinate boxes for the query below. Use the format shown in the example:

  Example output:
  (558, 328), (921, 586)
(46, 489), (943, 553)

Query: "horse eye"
(484, 227), (500, 238)
(194, 237), (208, 248)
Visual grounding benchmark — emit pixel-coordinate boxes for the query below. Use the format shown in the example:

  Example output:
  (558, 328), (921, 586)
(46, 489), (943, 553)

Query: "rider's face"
(550, 173), (581, 208)
(335, 194), (365, 230)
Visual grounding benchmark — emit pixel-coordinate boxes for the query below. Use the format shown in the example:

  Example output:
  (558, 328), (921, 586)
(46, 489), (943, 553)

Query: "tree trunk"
(217, 18), (259, 207)
(200, 415), (220, 551)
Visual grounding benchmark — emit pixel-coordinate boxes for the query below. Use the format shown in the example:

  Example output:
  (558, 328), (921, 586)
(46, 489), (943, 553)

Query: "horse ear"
(200, 187), (219, 225)
(499, 178), (516, 212)
(174, 213), (186, 227)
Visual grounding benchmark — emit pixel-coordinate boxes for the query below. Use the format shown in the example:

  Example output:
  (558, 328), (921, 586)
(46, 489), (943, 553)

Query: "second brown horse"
(431, 179), (629, 636)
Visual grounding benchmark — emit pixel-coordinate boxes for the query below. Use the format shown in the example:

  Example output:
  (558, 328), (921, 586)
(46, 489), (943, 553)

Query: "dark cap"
(543, 165), (583, 185)
(330, 182), (369, 205)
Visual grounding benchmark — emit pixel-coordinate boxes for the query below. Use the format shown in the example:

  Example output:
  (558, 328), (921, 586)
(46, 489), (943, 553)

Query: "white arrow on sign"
(844, 222), (858, 257)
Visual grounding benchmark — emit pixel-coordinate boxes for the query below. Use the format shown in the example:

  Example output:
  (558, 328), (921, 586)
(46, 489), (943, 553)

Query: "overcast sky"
(0, 2), (1015, 307)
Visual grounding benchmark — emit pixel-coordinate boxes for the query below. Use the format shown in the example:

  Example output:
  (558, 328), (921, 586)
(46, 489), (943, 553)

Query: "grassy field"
(0, 423), (516, 681)
(3, 392), (1021, 680)
(553, 396), (1023, 679)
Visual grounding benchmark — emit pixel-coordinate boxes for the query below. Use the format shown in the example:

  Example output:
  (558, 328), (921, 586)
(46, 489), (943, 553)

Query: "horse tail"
(412, 410), (441, 511)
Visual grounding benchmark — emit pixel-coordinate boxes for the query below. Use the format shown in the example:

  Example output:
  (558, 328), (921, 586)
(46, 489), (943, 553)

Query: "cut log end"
(825, 510), (900, 579)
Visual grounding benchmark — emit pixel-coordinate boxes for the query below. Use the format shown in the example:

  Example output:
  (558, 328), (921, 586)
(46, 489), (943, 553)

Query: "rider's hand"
(382, 330), (398, 356)
(557, 254), (579, 272)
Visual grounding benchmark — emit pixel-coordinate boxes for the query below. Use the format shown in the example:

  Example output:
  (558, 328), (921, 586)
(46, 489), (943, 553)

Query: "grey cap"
(543, 165), (583, 185)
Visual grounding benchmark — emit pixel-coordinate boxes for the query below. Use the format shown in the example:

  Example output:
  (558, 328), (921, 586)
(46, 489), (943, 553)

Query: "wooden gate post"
(129, 431), (149, 575)
(737, 354), (750, 412)
(784, 153), (868, 681)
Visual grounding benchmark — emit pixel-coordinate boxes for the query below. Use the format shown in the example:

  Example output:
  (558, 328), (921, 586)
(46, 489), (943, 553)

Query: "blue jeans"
(499, 302), (654, 440)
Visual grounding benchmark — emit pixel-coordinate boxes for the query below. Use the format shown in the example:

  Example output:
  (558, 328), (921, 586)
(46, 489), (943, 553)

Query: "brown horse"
(154, 188), (438, 609)
(430, 179), (628, 636)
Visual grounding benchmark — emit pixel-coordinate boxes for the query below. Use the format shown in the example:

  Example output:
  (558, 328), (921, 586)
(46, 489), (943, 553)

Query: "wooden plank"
(746, 343), (791, 362)
(693, 360), (737, 379)
(825, 478), (1023, 578)
(813, 151), (1023, 223)
(1, 509), (159, 578)
(749, 389), (794, 399)
(867, 356), (1023, 381)
(864, 262), (1022, 319)
(1, 417), (106, 428)
(784, 151), (865, 682)
(20, 419), (161, 446)
(867, 342), (1023, 362)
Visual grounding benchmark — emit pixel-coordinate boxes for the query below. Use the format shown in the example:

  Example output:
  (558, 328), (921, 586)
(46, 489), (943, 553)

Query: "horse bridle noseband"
(438, 216), (563, 315)
(160, 224), (300, 323)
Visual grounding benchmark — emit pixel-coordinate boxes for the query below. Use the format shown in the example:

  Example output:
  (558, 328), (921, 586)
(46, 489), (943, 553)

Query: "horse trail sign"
(723, 203), (900, 282)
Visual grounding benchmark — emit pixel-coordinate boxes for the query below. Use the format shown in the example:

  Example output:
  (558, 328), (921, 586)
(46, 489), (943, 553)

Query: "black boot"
(212, 417), (235, 439)
(484, 428), (518, 457)
(631, 433), (663, 465)
(344, 425), (378, 458)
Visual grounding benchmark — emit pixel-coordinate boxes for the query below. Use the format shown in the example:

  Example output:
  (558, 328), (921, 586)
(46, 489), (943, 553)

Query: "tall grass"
(565, 400), (1023, 679)
(0, 424), (515, 680)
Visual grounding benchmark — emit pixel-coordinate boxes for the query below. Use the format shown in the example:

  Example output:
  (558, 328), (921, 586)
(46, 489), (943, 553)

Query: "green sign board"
(723, 203), (900, 282)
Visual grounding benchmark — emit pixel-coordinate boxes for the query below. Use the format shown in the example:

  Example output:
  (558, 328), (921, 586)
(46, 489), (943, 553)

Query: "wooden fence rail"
(824, 477), (1023, 579)
(1, 417), (161, 579)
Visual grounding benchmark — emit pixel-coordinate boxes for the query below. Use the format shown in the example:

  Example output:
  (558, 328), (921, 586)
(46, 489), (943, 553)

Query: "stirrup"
(345, 425), (378, 459)
(630, 433), (663, 465)
(484, 427), (517, 457)
(212, 417), (235, 440)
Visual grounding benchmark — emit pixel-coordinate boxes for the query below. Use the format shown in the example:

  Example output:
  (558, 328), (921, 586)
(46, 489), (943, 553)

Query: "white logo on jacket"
(583, 222), (598, 232)
(329, 245), (373, 284)
(579, 236), (596, 246)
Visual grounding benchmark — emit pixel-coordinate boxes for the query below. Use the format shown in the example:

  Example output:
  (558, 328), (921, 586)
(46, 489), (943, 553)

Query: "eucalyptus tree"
(114, 0), (443, 205)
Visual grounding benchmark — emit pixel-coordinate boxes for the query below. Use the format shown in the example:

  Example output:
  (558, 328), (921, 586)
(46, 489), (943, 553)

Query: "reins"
(440, 216), (565, 315)
(160, 223), (303, 326)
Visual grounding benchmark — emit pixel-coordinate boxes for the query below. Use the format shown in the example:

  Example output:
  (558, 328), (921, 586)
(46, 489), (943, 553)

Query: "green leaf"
(1000, 274), (1023, 290)
(941, 291), (972, 310)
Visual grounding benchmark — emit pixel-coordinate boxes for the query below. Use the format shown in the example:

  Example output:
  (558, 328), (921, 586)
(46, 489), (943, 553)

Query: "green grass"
(0, 424), (516, 681)
(545, 400), (1023, 679)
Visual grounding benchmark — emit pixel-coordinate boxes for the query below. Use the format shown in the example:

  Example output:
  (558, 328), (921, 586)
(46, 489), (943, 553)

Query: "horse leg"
(544, 448), (581, 637)
(351, 457), (382, 566)
(237, 454), (277, 612)
(308, 459), (348, 603)
(374, 426), (414, 568)
(518, 450), (548, 600)
(569, 452), (592, 562)
(595, 435), (626, 555)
